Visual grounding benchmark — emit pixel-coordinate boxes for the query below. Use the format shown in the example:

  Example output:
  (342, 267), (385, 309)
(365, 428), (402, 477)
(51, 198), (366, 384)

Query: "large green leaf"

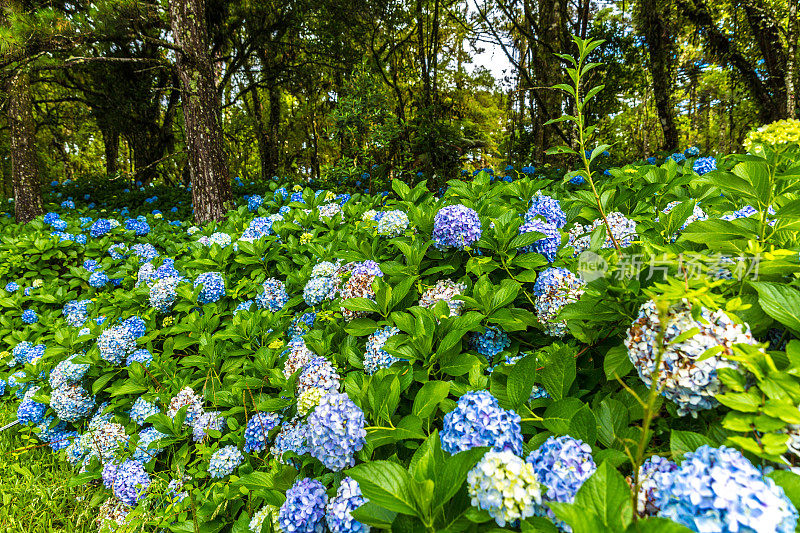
(751, 282), (800, 333)
(347, 461), (420, 517)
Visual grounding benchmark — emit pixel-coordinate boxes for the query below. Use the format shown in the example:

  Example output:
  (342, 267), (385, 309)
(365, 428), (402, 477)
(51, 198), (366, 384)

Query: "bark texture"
(169, 0), (232, 223)
(7, 70), (43, 224)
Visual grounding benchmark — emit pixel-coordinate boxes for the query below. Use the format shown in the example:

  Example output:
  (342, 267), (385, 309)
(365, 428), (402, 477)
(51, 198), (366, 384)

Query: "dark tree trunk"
(7, 71), (43, 224)
(535, 0), (568, 157)
(266, 83), (281, 176)
(103, 127), (119, 176)
(169, 0), (232, 224)
(638, 0), (679, 150)
(786, 0), (798, 118)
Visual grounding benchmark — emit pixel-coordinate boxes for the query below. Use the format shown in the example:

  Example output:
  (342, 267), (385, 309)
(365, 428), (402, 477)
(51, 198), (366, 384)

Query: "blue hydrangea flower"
(656, 445), (797, 533)
(108, 243), (128, 260)
(364, 326), (400, 374)
(377, 210), (409, 237)
(90, 219), (113, 238)
(64, 299), (91, 327)
(43, 212), (60, 224)
(441, 390), (522, 455)
(467, 450), (542, 527)
(110, 459), (151, 506)
(18, 387), (47, 425)
(693, 156), (716, 175)
(126, 348), (152, 367)
(279, 478), (328, 533)
(470, 326), (510, 362)
(684, 146), (700, 157)
(130, 397), (160, 425)
(125, 218), (150, 236)
(636, 455), (678, 516)
(518, 219), (560, 262)
(273, 417), (308, 460)
(51, 384), (95, 422)
(525, 194), (566, 228)
(83, 259), (99, 272)
(98, 325), (137, 364)
(243, 412), (281, 453)
(192, 411), (226, 442)
(304, 276), (335, 306)
(433, 204), (482, 250)
(194, 272), (225, 304)
(532, 267), (585, 337)
(307, 392), (366, 471)
(5, 281), (19, 292)
(526, 435), (596, 525)
(256, 278), (289, 312)
(670, 152), (686, 163)
(288, 312), (316, 337)
(208, 445), (243, 478)
(326, 477), (369, 533)
(150, 276), (181, 313)
(131, 243), (159, 263)
(89, 271), (110, 288)
(569, 175), (585, 185)
(22, 309), (38, 324)
(298, 357), (340, 396)
(0, 379), (5, 396)
(248, 195), (263, 211)
(234, 299), (254, 315)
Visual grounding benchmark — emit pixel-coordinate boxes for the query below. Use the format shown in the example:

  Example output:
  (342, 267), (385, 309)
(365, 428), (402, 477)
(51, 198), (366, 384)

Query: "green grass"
(0, 401), (97, 532)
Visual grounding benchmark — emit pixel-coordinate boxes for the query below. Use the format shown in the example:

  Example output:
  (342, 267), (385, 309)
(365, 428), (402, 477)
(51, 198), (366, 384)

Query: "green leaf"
(626, 518), (694, 533)
(412, 381), (450, 418)
(507, 353), (539, 408)
(543, 398), (584, 435)
(351, 502), (397, 529)
(751, 282), (800, 333)
(572, 461), (633, 530)
(670, 430), (713, 458)
(434, 447), (487, 506)
(538, 345), (576, 400)
(347, 461), (420, 517)
(341, 297), (380, 313)
(603, 344), (632, 380)
(767, 470), (800, 511)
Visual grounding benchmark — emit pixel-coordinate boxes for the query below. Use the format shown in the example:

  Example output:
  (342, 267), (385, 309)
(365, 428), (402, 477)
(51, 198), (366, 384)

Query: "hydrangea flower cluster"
(283, 337), (315, 378)
(64, 299), (91, 327)
(106, 459), (151, 506)
(634, 455), (678, 516)
(298, 386), (325, 415)
(659, 201), (708, 241)
(51, 384), (95, 422)
(98, 324), (138, 364)
(470, 326), (510, 362)
(194, 272), (225, 304)
(307, 392), (366, 471)
(518, 218), (561, 261)
(85, 422), (129, 463)
(12, 341), (45, 365)
(655, 445), (797, 532)
(525, 193), (566, 228)
(250, 506), (280, 533)
(273, 417), (309, 460)
(326, 477), (369, 533)
(22, 309), (38, 323)
(685, 146), (700, 157)
(567, 211), (637, 255)
(432, 204), (482, 250)
(304, 275), (336, 306)
(191, 411), (225, 442)
(167, 387), (204, 425)
(243, 412), (281, 453)
(208, 445), (244, 478)
(133, 427), (167, 462)
(256, 278), (289, 312)
(279, 478), (328, 533)
(376, 210), (409, 237)
(625, 299), (755, 416)
(364, 326), (400, 374)
(441, 390), (522, 455)
(126, 348), (153, 367)
(197, 232), (232, 248)
(49, 354), (89, 389)
(248, 195), (263, 211)
(526, 435), (596, 523)
(693, 156), (716, 175)
(298, 356), (341, 396)
(18, 387), (47, 424)
(532, 267), (585, 337)
(240, 216), (279, 242)
(150, 276), (182, 313)
(418, 279), (467, 317)
(466, 449), (542, 527)
(131, 243), (159, 262)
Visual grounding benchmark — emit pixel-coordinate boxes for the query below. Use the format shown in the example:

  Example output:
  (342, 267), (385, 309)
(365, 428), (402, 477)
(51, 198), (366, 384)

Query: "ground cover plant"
(3, 30), (800, 533)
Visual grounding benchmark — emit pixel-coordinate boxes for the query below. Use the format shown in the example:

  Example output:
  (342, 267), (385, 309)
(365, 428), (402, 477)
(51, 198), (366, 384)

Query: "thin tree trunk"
(787, 0), (798, 118)
(7, 71), (43, 224)
(639, 0), (679, 150)
(169, 0), (232, 224)
(103, 128), (119, 176)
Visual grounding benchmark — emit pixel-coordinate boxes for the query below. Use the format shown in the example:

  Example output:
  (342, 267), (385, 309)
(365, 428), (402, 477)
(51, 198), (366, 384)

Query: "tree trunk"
(788, 0), (798, 118)
(638, 0), (679, 150)
(7, 71), (43, 224)
(169, 0), (232, 224)
(267, 83), (281, 177)
(103, 127), (119, 176)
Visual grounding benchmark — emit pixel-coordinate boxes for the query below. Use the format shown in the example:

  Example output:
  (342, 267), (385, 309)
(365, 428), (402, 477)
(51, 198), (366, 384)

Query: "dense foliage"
(1, 118), (800, 533)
